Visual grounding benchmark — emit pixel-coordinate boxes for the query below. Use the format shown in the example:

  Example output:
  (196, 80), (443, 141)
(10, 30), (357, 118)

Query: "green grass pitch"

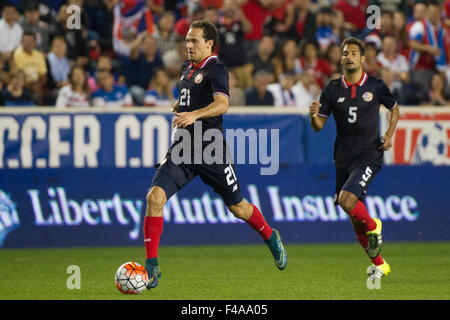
(0, 242), (449, 300)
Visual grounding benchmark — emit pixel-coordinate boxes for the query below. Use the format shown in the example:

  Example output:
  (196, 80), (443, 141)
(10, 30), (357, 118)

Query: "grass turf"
(0, 242), (449, 300)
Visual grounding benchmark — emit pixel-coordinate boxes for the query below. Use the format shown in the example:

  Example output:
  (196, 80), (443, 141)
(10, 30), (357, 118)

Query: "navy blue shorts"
(334, 159), (381, 204)
(151, 150), (243, 207)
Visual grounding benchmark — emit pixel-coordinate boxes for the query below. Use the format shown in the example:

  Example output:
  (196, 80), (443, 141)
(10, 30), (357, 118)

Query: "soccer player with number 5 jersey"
(309, 37), (400, 281)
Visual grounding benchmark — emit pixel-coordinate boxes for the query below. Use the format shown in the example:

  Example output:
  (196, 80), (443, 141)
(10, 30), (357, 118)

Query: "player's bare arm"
(172, 99), (180, 113)
(173, 94), (229, 128)
(309, 100), (327, 132)
(379, 104), (399, 151)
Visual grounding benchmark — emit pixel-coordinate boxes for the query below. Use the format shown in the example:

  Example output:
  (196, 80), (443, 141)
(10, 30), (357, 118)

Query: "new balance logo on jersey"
(337, 97), (345, 103)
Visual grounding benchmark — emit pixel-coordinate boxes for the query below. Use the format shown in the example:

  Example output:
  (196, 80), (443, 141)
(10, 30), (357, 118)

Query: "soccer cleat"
(145, 260), (162, 290)
(367, 259), (391, 279)
(366, 218), (383, 259)
(264, 229), (288, 270)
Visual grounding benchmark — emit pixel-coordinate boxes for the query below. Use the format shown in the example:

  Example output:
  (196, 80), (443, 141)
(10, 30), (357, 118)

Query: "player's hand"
(173, 112), (199, 128)
(379, 135), (393, 151)
(309, 101), (321, 118)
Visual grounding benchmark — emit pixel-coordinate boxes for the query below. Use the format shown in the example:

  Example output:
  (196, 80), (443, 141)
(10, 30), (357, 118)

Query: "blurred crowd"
(0, 0), (449, 108)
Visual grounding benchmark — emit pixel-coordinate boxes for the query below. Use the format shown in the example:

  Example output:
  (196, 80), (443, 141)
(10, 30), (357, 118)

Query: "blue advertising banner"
(0, 110), (449, 248)
(0, 164), (449, 248)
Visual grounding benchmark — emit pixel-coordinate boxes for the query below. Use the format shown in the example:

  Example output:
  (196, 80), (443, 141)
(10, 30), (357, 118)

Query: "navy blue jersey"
(178, 55), (230, 133)
(318, 73), (397, 167)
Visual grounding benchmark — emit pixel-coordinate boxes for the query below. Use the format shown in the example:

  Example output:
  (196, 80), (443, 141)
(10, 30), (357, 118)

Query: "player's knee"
(338, 192), (356, 213)
(146, 187), (166, 212)
(228, 200), (252, 220)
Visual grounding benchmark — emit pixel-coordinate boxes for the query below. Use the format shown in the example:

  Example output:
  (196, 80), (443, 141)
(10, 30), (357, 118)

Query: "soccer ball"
(115, 262), (149, 294)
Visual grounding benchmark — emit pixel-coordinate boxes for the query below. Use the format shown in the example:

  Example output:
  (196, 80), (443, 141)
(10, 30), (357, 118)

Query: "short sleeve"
(378, 80), (397, 110)
(409, 21), (424, 41)
(318, 82), (333, 117)
(209, 63), (230, 99)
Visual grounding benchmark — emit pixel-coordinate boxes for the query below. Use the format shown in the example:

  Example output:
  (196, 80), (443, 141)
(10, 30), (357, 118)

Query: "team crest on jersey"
(194, 73), (203, 84)
(362, 92), (373, 102)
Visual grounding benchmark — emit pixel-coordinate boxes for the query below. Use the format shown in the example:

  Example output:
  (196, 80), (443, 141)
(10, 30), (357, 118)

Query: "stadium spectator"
(369, 0), (411, 15)
(0, 4), (23, 56)
(377, 35), (409, 83)
(293, 73), (321, 108)
(422, 72), (450, 106)
(0, 68), (36, 107)
(88, 55), (116, 92)
(409, 0), (448, 97)
(55, 65), (90, 108)
(162, 36), (189, 80)
(249, 34), (276, 76)
(228, 69), (246, 106)
(262, 0), (295, 42)
(202, 0), (225, 10)
(379, 67), (406, 105)
(112, 0), (155, 59)
(325, 44), (342, 74)
(266, 72), (313, 108)
(154, 11), (177, 56)
(411, 1), (427, 23)
(392, 10), (409, 58)
(203, 6), (219, 25)
(216, 0), (253, 89)
(91, 70), (133, 107)
(11, 31), (47, 101)
(315, 7), (334, 54)
(362, 42), (381, 76)
(143, 68), (176, 107)
(47, 36), (71, 89)
(299, 40), (332, 88)
(333, 0), (368, 33)
(291, 0), (317, 42)
(242, 0), (272, 53)
(19, 0), (50, 53)
(127, 33), (164, 105)
(316, 9), (349, 55)
(174, 2), (204, 37)
(245, 70), (274, 106)
(272, 39), (301, 81)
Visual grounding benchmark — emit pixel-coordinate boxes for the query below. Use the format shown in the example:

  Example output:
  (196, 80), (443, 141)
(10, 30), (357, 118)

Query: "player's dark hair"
(190, 20), (219, 52)
(341, 37), (365, 56)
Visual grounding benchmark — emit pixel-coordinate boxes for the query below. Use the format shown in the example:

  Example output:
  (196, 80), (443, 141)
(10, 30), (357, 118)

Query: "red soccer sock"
(246, 204), (272, 240)
(354, 223), (384, 266)
(349, 201), (377, 231)
(143, 216), (164, 259)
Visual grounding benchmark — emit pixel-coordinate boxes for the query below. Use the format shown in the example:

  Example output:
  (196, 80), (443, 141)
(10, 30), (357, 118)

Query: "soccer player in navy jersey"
(143, 21), (287, 290)
(309, 37), (399, 279)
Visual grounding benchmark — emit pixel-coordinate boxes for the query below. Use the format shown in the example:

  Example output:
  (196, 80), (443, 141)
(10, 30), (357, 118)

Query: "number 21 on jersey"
(180, 88), (191, 107)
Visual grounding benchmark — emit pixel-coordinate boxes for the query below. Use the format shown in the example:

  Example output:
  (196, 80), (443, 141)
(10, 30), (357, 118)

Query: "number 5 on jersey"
(348, 106), (357, 123)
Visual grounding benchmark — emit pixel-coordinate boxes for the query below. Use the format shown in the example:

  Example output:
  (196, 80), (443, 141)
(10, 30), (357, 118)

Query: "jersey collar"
(341, 72), (368, 88)
(189, 55), (218, 69)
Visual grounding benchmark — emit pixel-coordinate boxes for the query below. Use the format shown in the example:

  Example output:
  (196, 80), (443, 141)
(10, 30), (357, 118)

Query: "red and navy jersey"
(178, 55), (230, 133)
(318, 72), (397, 167)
